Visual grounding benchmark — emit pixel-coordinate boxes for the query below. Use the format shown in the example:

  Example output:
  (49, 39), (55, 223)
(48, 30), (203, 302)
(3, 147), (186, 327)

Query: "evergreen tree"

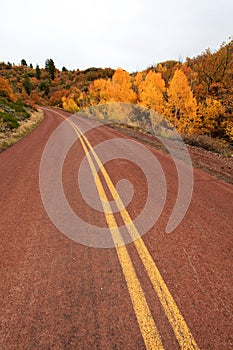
(23, 75), (32, 95)
(6, 62), (12, 69)
(21, 59), (27, 67)
(36, 64), (41, 79)
(45, 59), (56, 80)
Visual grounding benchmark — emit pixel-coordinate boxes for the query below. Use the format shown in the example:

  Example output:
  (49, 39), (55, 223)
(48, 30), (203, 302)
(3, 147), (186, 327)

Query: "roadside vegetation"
(0, 38), (233, 155)
(0, 77), (43, 152)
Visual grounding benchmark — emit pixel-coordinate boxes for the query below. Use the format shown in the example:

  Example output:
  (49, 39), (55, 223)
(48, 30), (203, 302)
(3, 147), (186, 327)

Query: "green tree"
(23, 75), (32, 95)
(38, 81), (50, 96)
(6, 62), (12, 69)
(36, 64), (41, 79)
(21, 59), (27, 67)
(45, 58), (56, 80)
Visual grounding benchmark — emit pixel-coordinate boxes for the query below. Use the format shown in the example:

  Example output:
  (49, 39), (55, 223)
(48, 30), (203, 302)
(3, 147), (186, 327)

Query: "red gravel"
(0, 108), (232, 349)
(109, 125), (233, 185)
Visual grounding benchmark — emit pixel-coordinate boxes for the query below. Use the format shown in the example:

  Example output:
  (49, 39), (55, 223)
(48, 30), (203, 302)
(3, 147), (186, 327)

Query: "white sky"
(0, 0), (232, 72)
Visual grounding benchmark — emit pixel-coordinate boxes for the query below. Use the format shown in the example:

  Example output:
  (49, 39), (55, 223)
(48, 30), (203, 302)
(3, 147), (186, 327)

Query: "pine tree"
(45, 59), (56, 80)
(21, 59), (27, 67)
(23, 75), (32, 95)
(36, 65), (41, 79)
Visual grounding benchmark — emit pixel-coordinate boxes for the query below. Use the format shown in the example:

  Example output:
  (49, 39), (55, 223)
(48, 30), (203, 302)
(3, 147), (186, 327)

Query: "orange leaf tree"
(197, 97), (225, 136)
(89, 78), (113, 105)
(167, 69), (197, 133)
(0, 77), (16, 101)
(111, 68), (137, 103)
(138, 71), (166, 114)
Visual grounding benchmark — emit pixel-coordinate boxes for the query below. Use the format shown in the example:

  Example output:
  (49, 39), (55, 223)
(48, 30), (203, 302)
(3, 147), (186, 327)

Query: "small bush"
(0, 97), (30, 119)
(0, 112), (19, 130)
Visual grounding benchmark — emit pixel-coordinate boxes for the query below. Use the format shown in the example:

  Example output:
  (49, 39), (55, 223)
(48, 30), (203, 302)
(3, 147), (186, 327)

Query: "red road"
(0, 108), (232, 349)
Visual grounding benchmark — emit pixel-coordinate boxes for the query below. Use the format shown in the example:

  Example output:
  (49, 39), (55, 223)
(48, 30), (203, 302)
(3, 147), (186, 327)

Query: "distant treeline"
(0, 38), (232, 140)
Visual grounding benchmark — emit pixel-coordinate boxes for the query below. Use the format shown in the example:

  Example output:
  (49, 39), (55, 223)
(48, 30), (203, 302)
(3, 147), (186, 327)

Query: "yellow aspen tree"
(89, 78), (113, 105)
(138, 71), (166, 114)
(68, 87), (87, 108)
(134, 72), (144, 88)
(197, 97), (225, 135)
(112, 68), (137, 103)
(62, 96), (79, 112)
(225, 121), (233, 141)
(167, 69), (197, 133)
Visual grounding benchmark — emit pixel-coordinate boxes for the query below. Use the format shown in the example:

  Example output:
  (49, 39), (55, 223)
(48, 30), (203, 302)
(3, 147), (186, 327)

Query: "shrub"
(0, 112), (19, 130)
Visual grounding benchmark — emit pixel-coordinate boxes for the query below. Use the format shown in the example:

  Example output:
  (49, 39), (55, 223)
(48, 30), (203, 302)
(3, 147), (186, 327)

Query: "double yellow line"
(53, 110), (199, 350)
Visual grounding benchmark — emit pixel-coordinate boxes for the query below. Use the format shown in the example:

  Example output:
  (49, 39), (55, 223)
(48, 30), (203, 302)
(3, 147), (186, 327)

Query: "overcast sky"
(0, 0), (232, 72)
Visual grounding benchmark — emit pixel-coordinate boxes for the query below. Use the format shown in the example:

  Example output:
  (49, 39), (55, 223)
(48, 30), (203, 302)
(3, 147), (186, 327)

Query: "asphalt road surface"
(0, 108), (232, 349)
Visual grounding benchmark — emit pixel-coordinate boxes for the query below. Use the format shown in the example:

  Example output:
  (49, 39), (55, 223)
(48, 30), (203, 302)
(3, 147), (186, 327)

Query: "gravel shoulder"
(107, 124), (233, 185)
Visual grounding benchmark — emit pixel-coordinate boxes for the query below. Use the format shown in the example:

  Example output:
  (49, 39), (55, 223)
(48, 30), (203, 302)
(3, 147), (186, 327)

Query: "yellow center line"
(68, 115), (199, 349)
(51, 109), (199, 350)
(58, 113), (164, 349)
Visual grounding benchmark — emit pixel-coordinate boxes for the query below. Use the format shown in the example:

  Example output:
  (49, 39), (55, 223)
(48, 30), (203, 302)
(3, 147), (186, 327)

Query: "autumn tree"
(225, 120), (233, 141)
(89, 69), (137, 105)
(167, 69), (197, 133)
(156, 60), (181, 84)
(197, 97), (225, 136)
(138, 71), (166, 114)
(89, 78), (113, 105)
(0, 77), (15, 100)
(49, 89), (69, 107)
(45, 58), (56, 80)
(133, 71), (145, 99)
(186, 39), (233, 107)
(111, 68), (137, 103)
(62, 96), (79, 112)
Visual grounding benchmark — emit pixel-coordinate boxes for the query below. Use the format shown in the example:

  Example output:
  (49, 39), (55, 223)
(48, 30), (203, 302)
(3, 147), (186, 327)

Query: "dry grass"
(181, 133), (233, 157)
(0, 109), (44, 152)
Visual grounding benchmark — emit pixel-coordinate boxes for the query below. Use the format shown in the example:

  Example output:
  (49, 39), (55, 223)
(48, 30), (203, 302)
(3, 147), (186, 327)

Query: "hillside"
(0, 39), (233, 148)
